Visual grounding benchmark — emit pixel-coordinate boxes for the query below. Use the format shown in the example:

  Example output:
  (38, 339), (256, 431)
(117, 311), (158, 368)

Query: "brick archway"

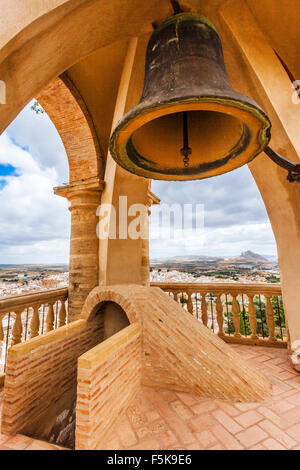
(81, 285), (142, 324)
(37, 74), (103, 182)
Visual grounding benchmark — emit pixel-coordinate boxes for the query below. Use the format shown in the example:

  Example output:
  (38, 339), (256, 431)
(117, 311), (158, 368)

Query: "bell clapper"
(180, 111), (192, 167)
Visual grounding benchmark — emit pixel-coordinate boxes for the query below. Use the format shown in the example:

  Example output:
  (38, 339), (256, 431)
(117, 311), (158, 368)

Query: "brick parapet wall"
(1, 318), (103, 436)
(76, 323), (142, 450)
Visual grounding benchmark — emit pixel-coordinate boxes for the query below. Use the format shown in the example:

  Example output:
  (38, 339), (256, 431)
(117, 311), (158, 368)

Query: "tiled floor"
(1, 344), (300, 450)
(101, 345), (300, 450)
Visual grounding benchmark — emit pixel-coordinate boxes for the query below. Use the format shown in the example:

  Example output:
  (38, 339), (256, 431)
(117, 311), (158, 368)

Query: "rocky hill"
(221, 251), (269, 265)
(151, 251), (276, 272)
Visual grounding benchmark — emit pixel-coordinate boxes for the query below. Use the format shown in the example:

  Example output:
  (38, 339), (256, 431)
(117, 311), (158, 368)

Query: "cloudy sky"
(0, 102), (277, 264)
(0, 102), (70, 264)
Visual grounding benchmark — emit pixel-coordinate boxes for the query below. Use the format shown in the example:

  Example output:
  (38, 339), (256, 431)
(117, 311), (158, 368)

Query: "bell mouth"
(110, 99), (271, 181)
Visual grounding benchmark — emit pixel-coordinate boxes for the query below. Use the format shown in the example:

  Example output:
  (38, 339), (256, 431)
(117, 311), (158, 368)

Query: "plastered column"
(54, 177), (104, 321)
(141, 189), (160, 286)
(99, 38), (151, 286)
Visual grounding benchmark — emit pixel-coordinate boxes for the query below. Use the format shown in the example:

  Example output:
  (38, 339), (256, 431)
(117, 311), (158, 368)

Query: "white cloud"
(150, 222), (276, 259)
(0, 130), (70, 264)
(5, 101), (68, 183)
(150, 166), (277, 259)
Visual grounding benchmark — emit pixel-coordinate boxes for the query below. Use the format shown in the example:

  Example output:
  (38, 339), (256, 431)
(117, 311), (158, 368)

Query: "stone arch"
(0, 0), (171, 134)
(37, 73), (103, 182)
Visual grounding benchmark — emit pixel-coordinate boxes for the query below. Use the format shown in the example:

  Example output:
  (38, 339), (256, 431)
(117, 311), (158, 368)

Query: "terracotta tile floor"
(100, 345), (300, 450)
(1, 344), (300, 450)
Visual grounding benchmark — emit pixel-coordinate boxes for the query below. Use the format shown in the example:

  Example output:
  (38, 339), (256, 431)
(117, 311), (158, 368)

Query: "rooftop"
(1, 344), (300, 451)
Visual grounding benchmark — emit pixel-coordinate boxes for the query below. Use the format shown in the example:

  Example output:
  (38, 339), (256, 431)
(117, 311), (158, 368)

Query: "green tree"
(31, 101), (45, 114)
(271, 296), (286, 339)
(253, 296), (268, 337)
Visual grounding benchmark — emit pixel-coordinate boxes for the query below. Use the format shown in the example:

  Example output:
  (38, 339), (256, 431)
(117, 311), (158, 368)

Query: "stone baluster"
(187, 293), (193, 314)
(216, 293), (224, 338)
(232, 294), (241, 338)
(248, 294), (258, 340)
(46, 302), (55, 332)
(30, 304), (41, 338)
(58, 300), (67, 327)
(201, 292), (208, 326)
(0, 314), (4, 342)
(265, 295), (277, 343)
(170, 291), (177, 302)
(11, 310), (23, 345)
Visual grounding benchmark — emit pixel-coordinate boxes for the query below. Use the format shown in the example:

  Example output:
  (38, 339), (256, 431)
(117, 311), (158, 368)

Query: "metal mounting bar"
(171, 0), (184, 15)
(264, 146), (300, 182)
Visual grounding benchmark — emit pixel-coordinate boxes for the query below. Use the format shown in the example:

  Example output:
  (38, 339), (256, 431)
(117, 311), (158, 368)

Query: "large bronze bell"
(110, 13), (271, 181)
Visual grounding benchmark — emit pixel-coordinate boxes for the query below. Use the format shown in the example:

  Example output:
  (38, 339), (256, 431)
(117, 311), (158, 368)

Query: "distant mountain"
(151, 250), (276, 268)
(220, 251), (272, 266)
(151, 255), (221, 263)
(260, 255), (278, 260)
(241, 250), (266, 261)
(238, 251), (268, 262)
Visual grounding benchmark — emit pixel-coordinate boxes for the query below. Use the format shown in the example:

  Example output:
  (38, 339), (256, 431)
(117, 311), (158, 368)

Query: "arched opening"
(0, 71), (102, 269)
(86, 300), (131, 342)
(0, 98), (70, 269)
(37, 74), (102, 182)
(103, 302), (130, 340)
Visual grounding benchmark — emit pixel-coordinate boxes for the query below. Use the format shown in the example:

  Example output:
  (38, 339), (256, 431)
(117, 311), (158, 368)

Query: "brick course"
(1, 317), (103, 436)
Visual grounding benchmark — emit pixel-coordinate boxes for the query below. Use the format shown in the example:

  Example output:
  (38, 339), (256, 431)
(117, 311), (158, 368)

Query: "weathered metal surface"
(110, 12), (271, 181)
(265, 146), (300, 182)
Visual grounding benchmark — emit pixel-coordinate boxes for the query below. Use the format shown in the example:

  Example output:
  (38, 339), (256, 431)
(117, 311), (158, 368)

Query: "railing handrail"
(0, 287), (68, 315)
(150, 282), (282, 296)
(150, 281), (286, 348)
(0, 287), (69, 373)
